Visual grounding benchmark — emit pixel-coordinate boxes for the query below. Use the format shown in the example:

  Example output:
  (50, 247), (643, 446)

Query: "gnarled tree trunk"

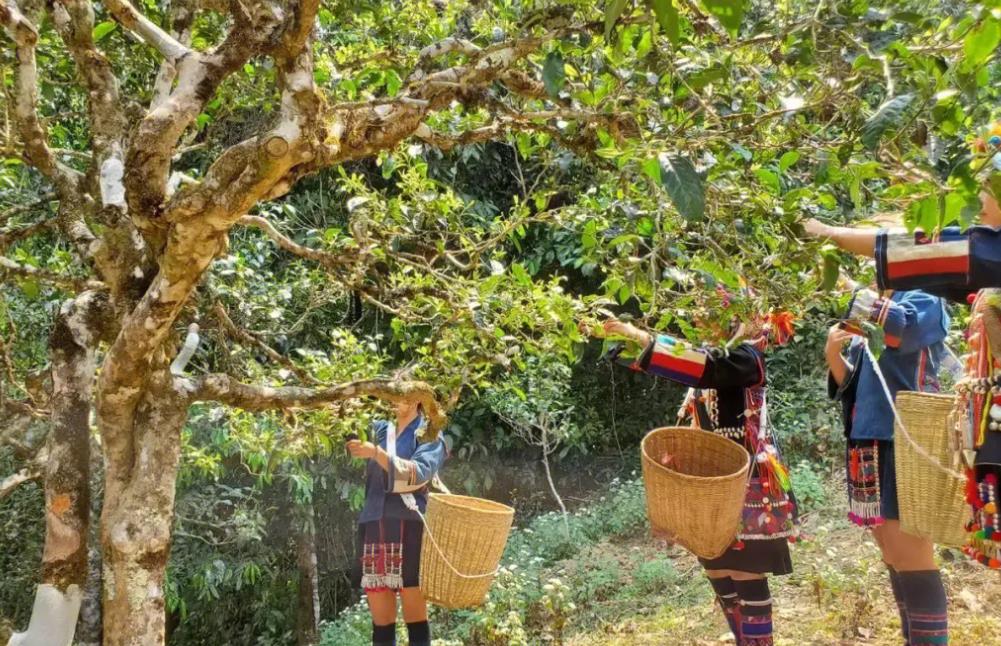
(99, 371), (187, 646)
(9, 294), (100, 646)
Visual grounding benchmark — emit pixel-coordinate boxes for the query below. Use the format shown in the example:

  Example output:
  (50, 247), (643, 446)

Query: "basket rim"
(895, 391), (957, 403)
(428, 493), (515, 515)
(641, 426), (751, 482)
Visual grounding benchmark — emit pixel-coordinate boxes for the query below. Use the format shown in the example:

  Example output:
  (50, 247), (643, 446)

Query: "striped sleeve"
(875, 228), (970, 294)
(844, 289), (905, 349)
(635, 335), (709, 387)
(387, 438), (447, 494)
(634, 335), (765, 389)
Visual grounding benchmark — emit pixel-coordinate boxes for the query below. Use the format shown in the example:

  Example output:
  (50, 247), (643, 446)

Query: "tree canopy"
(1, 0), (999, 643)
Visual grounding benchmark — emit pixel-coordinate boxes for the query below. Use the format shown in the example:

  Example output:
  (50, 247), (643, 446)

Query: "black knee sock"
(372, 622), (396, 646)
(406, 620), (430, 646)
(733, 578), (773, 646)
(897, 570), (948, 645)
(708, 576), (740, 640)
(886, 566), (910, 644)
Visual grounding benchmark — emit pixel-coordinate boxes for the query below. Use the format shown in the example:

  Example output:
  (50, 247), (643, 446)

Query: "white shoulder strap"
(385, 421), (397, 461)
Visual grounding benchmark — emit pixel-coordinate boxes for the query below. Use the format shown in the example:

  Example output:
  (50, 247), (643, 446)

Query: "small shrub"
(790, 460), (829, 512)
(630, 556), (678, 596)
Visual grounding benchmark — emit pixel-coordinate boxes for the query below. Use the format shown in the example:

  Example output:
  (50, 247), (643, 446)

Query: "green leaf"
(779, 150), (800, 172)
(542, 52), (566, 99)
(700, 0), (746, 35)
(384, 70), (403, 97)
(754, 167), (780, 194)
(906, 196), (939, 233)
(686, 64), (728, 91)
(964, 17), (1001, 68)
(641, 157), (662, 182)
(605, 0), (631, 40)
(582, 219), (598, 250)
(943, 191), (981, 230)
(92, 21), (117, 42)
(658, 154), (705, 222)
(861, 94), (914, 151)
(511, 263), (531, 286)
(18, 280), (40, 300)
(648, 0), (680, 45)
(989, 174), (1001, 206)
(821, 253), (839, 291)
(861, 321), (886, 360)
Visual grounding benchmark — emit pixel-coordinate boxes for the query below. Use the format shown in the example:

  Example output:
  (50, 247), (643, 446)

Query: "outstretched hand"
(802, 218), (832, 239)
(602, 319), (652, 346)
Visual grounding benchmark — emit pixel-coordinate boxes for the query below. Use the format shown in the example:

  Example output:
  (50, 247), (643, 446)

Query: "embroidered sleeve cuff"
(845, 288), (903, 348)
(637, 334), (708, 387)
(388, 457), (427, 493)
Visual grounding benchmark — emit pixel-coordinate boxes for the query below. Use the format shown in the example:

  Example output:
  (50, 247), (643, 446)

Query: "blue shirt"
(357, 415), (448, 524)
(830, 290), (950, 441)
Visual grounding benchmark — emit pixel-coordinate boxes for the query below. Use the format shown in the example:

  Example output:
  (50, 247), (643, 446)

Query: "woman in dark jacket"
(598, 311), (798, 646)
(346, 399), (447, 646)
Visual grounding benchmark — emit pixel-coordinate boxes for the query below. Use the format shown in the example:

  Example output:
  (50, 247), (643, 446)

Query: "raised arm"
(600, 319), (765, 389)
(635, 335), (766, 389)
(803, 219), (878, 257)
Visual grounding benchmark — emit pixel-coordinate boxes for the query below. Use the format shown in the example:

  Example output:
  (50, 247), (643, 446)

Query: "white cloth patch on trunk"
(8, 583), (83, 646)
(99, 156), (126, 208)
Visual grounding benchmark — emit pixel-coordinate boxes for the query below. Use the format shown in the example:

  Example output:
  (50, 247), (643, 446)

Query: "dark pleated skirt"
(698, 537), (793, 575)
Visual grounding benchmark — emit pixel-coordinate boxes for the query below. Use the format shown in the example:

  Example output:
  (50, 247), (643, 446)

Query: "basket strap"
(862, 341), (967, 482)
(392, 421), (491, 580)
(399, 494), (500, 580)
(430, 474), (451, 494)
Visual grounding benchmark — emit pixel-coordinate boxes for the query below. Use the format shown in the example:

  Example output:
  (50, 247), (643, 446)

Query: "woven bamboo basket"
(419, 493), (514, 609)
(641, 427), (751, 559)
(894, 391), (971, 547)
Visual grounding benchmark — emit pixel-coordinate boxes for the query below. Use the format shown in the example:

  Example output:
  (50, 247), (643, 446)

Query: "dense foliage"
(2, 0), (999, 643)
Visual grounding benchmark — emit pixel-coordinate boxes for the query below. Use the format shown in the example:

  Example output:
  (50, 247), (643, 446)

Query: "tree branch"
(125, 0), (290, 237)
(104, 0), (189, 62)
(0, 0), (82, 195)
(0, 192), (54, 225)
(238, 215), (361, 271)
(52, 0), (129, 167)
(184, 374), (448, 434)
(0, 215), (55, 248)
(0, 467), (40, 501)
(211, 302), (318, 385)
(0, 256), (106, 292)
(149, 0), (195, 110)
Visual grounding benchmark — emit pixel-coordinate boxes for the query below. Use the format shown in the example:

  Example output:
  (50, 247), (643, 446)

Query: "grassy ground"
(563, 510), (1001, 646)
(324, 476), (1001, 646)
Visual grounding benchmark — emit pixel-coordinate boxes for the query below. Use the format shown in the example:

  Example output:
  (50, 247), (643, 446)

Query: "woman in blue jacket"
(346, 399), (447, 646)
(825, 287), (951, 646)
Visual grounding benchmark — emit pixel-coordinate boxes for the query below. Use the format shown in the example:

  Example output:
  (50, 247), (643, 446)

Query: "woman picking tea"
(346, 399), (448, 646)
(593, 296), (798, 646)
(825, 285), (951, 645)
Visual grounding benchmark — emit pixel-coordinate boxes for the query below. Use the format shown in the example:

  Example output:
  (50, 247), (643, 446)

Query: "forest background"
(2, 0), (1000, 644)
